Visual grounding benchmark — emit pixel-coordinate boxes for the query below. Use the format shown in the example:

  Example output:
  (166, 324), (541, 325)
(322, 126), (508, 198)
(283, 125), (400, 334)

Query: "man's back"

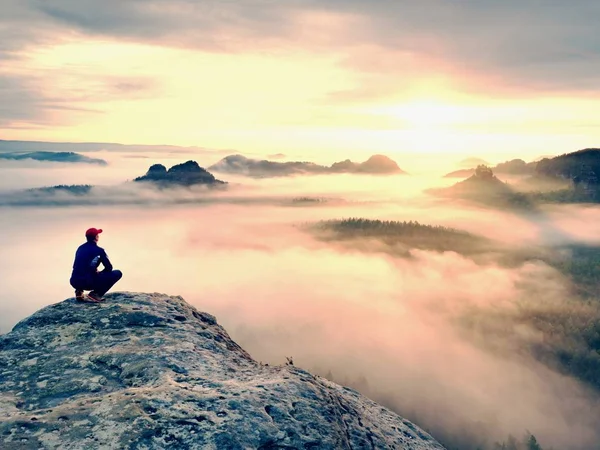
(71, 241), (112, 281)
(70, 228), (121, 302)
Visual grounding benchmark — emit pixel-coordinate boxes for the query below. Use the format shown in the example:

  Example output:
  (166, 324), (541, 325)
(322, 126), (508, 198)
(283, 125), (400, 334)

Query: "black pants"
(71, 270), (123, 296)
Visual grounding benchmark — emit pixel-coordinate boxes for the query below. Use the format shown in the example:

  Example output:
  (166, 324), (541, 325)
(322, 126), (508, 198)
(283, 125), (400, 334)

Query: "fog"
(0, 151), (203, 191)
(1, 153), (600, 449)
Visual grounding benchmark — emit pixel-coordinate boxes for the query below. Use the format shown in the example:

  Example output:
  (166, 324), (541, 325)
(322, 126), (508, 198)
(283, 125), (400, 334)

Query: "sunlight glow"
(371, 100), (479, 129)
(3, 37), (600, 158)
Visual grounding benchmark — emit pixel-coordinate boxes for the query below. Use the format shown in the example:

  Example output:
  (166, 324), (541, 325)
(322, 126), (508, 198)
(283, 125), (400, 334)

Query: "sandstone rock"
(0, 292), (444, 449)
(134, 161), (226, 187)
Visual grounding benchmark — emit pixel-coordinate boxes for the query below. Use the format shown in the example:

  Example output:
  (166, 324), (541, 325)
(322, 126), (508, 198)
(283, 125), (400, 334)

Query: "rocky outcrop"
(438, 166), (512, 196)
(429, 166), (533, 209)
(134, 161), (226, 187)
(145, 164), (168, 178)
(0, 292), (444, 450)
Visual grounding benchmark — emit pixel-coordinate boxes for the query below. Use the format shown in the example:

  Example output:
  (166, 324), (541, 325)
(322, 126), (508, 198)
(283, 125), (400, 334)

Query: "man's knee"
(113, 270), (123, 281)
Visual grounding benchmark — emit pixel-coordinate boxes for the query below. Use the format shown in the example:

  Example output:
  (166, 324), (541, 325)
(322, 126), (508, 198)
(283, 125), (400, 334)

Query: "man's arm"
(100, 249), (113, 272)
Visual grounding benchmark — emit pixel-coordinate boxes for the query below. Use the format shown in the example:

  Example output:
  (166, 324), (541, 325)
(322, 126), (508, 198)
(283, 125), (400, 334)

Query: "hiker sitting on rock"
(70, 228), (122, 303)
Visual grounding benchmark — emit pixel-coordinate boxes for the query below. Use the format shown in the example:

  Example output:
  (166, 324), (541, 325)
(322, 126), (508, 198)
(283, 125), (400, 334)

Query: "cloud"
(0, 76), (48, 126)
(0, 0), (59, 60)
(325, 1), (600, 94)
(0, 74), (100, 128)
(0, 71), (162, 129)
(6, 0), (594, 96)
(2, 193), (600, 449)
(27, 0), (298, 53)
(4, 152), (600, 450)
(2, 0), (600, 133)
(0, 0), (161, 131)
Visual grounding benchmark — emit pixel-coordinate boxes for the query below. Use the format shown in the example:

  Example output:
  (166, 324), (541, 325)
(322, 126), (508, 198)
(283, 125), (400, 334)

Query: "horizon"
(0, 137), (580, 174)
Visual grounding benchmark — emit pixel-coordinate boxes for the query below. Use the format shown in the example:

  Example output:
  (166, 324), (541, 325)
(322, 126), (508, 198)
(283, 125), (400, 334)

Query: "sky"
(2, 0), (600, 159)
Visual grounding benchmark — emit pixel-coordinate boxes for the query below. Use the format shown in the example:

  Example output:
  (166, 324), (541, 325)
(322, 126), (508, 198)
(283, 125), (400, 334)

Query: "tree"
(506, 435), (519, 450)
(475, 165), (494, 179)
(526, 434), (542, 450)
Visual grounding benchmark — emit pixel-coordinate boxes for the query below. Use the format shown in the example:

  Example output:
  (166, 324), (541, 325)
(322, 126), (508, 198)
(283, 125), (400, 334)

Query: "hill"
(444, 150), (600, 205)
(432, 166), (529, 208)
(534, 149), (600, 199)
(445, 159), (536, 178)
(536, 149), (600, 179)
(209, 155), (323, 177)
(0, 151), (107, 165)
(209, 154), (406, 177)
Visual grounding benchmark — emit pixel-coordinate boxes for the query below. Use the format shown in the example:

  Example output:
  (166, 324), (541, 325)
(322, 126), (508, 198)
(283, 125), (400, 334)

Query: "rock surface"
(0, 292), (444, 450)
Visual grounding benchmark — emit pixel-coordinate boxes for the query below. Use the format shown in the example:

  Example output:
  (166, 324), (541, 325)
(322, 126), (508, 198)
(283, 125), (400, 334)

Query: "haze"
(2, 151), (600, 449)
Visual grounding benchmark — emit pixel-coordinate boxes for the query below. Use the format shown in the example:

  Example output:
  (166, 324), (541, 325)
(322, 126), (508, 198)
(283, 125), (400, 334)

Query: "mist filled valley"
(2, 145), (600, 450)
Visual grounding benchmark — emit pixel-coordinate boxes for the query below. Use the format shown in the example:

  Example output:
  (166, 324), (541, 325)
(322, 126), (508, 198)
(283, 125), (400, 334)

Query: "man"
(70, 228), (122, 303)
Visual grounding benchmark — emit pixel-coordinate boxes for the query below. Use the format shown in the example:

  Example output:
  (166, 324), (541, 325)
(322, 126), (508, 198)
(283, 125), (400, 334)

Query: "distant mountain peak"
(209, 154), (406, 177)
(135, 161), (226, 187)
(0, 151), (107, 166)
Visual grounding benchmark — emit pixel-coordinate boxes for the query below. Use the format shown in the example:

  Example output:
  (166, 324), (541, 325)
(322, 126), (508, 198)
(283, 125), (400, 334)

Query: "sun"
(366, 99), (477, 130)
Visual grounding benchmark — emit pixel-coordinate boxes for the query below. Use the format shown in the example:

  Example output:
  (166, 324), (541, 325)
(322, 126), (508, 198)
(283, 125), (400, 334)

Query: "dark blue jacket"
(70, 241), (113, 286)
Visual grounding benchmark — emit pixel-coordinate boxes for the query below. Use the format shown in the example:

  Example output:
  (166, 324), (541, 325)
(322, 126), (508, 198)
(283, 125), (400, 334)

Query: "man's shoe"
(86, 292), (104, 303)
(75, 290), (85, 301)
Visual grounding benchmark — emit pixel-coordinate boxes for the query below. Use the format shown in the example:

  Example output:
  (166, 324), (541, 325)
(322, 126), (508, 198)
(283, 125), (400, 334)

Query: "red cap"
(85, 228), (103, 237)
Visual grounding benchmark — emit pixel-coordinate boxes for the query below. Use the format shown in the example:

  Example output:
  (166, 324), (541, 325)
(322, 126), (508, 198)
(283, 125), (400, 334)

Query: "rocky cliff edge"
(0, 292), (444, 450)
